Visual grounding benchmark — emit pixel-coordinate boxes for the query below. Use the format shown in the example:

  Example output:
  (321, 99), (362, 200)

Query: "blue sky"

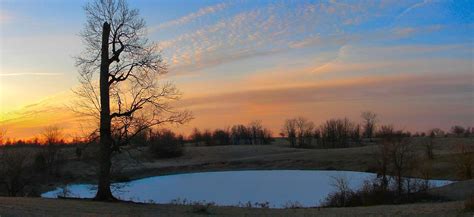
(0, 0), (473, 139)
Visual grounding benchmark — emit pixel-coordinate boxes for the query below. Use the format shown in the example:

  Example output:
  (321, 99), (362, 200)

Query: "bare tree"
(423, 135), (435, 160)
(320, 118), (356, 148)
(41, 125), (63, 145)
(282, 119), (297, 147)
(75, 0), (192, 200)
(190, 128), (202, 146)
(428, 128), (444, 137)
(0, 148), (33, 196)
(455, 144), (473, 180)
(231, 124), (250, 145)
(294, 117), (315, 147)
(40, 126), (63, 174)
(451, 125), (466, 137)
(361, 111), (377, 141)
(248, 120), (263, 145)
(0, 128), (6, 145)
(389, 136), (416, 195)
(374, 141), (391, 191)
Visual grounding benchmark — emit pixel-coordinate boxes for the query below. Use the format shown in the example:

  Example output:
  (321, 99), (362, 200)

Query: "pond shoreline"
(42, 170), (454, 208)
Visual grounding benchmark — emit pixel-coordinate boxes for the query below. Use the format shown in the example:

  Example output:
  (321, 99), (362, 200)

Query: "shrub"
(282, 201), (303, 209)
(323, 176), (443, 207)
(191, 201), (214, 214)
(451, 125), (466, 137)
(455, 144), (473, 180)
(0, 148), (34, 196)
(149, 129), (184, 158)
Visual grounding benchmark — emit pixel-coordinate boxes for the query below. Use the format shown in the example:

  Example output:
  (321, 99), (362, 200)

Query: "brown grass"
(0, 197), (472, 217)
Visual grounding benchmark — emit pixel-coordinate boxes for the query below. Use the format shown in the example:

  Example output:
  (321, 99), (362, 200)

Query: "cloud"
(392, 24), (444, 38)
(396, 0), (433, 20)
(158, 1), (377, 74)
(173, 72), (473, 134)
(151, 2), (229, 31)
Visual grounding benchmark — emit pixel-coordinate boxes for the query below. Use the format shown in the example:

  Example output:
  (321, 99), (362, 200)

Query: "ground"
(0, 197), (472, 217)
(0, 137), (473, 216)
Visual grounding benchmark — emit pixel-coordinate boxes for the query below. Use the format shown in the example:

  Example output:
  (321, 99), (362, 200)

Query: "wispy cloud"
(396, 0), (433, 20)
(152, 2), (229, 32)
(159, 1), (376, 74)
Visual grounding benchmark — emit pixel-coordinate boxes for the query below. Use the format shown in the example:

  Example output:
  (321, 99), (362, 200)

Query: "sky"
(0, 0), (473, 140)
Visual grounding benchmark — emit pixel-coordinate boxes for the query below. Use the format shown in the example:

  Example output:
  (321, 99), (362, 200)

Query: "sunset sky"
(0, 0), (473, 140)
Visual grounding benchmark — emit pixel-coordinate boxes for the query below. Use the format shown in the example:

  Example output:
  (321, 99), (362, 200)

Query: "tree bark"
(95, 21), (115, 201)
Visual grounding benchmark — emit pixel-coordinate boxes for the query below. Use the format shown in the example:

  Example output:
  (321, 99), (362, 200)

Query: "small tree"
(40, 126), (63, 175)
(230, 124), (250, 145)
(0, 128), (6, 145)
(424, 135), (435, 160)
(455, 144), (473, 180)
(294, 117), (315, 148)
(428, 128), (444, 137)
(451, 125), (466, 137)
(248, 120), (263, 145)
(464, 127), (471, 137)
(202, 130), (213, 146)
(361, 111), (377, 141)
(212, 128), (231, 146)
(374, 141), (391, 191)
(190, 128), (202, 146)
(391, 138), (416, 195)
(0, 148), (33, 196)
(320, 118), (356, 148)
(149, 129), (184, 158)
(282, 119), (297, 147)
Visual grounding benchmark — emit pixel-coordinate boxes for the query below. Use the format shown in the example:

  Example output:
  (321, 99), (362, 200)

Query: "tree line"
(188, 120), (273, 146)
(280, 112), (473, 149)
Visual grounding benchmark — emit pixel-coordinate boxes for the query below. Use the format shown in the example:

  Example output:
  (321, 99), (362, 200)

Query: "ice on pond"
(42, 170), (453, 208)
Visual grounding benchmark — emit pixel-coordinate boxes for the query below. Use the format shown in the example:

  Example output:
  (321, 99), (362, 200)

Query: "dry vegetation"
(0, 124), (473, 216)
(0, 197), (472, 217)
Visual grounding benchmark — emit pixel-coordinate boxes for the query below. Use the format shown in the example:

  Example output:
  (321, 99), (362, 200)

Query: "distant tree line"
(281, 117), (364, 148)
(280, 112), (473, 149)
(189, 120), (273, 146)
(0, 114), (471, 150)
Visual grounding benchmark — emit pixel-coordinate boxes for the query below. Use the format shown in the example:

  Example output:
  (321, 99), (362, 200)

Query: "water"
(42, 170), (453, 208)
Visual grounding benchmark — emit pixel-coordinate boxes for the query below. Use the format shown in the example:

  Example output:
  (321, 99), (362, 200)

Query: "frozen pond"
(42, 170), (452, 208)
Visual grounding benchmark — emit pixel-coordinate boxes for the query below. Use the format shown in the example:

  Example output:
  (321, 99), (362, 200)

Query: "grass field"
(0, 137), (473, 216)
(0, 197), (472, 217)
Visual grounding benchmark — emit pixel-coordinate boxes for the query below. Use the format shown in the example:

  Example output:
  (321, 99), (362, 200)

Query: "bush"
(323, 176), (442, 207)
(0, 148), (34, 196)
(455, 144), (473, 180)
(149, 129), (184, 158)
(192, 201), (214, 214)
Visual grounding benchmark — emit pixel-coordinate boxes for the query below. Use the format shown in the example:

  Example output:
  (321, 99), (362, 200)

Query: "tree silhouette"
(75, 0), (191, 200)
(361, 111), (377, 141)
(0, 128), (6, 145)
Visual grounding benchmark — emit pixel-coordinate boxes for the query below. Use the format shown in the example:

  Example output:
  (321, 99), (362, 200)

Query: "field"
(0, 137), (473, 216)
(0, 197), (471, 217)
(58, 137), (472, 182)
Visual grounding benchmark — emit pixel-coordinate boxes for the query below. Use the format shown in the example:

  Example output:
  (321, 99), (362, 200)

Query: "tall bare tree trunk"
(95, 21), (115, 201)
